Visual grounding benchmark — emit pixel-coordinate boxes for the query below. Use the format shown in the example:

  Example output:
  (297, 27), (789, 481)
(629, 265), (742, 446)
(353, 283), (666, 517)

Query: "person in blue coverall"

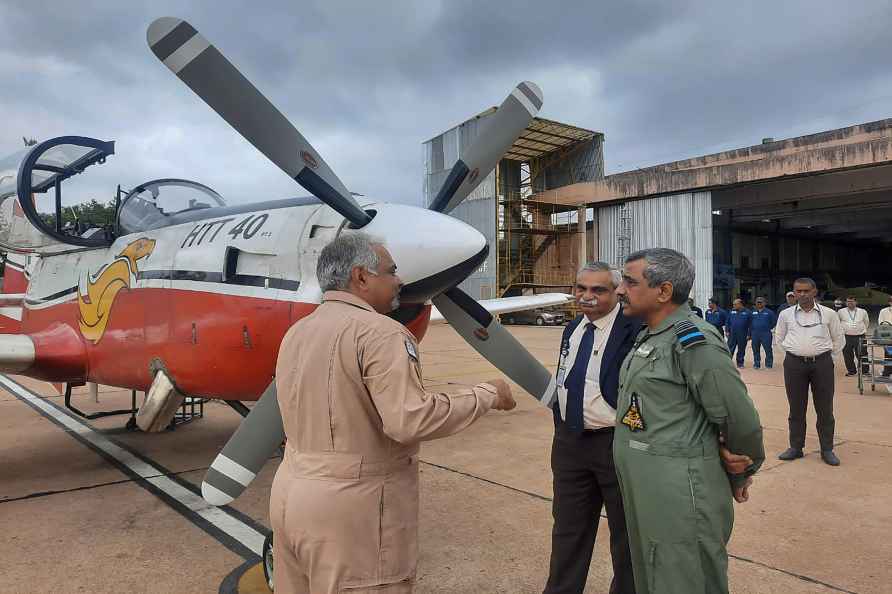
(726, 298), (752, 368)
(705, 298), (727, 334)
(750, 297), (777, 369)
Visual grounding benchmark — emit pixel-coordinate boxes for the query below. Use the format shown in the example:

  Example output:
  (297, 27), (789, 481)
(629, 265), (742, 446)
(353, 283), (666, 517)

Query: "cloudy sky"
(2, 1), (891, 210)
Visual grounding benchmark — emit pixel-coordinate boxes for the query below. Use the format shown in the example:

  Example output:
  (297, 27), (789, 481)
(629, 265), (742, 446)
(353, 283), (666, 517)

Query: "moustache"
(578, 298), (598, 307)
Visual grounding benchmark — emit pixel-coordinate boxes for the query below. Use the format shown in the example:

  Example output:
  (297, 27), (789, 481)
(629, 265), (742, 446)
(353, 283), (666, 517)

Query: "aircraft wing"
(430, 292), (572, 323)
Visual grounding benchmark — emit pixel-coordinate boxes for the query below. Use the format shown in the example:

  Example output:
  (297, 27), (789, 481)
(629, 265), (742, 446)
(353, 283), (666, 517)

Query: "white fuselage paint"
(19, 201), (486, 311)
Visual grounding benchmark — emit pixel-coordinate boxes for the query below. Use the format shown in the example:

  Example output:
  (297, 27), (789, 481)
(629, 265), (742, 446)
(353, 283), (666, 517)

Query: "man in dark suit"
(543, 261), (640, 594)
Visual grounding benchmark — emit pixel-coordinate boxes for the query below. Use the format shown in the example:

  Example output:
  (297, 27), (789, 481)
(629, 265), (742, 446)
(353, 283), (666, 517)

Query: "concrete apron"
(0, 325), (888, 593)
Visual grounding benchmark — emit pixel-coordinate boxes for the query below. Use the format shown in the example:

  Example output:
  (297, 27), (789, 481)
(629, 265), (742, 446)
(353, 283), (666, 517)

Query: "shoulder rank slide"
(675, 319), (706, 349)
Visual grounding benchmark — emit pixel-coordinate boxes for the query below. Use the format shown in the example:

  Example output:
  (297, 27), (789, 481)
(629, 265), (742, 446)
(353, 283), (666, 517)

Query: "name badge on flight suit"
(405, 338), (419, 362)
(634, 343), (654, 357)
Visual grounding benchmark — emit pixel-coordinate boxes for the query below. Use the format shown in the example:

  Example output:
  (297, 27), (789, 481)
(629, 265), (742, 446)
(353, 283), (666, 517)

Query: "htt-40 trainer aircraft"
(0, 17), (565, 510)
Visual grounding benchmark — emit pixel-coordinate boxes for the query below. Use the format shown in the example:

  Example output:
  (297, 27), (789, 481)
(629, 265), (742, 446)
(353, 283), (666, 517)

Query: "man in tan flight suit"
(270, 232), (516, 594)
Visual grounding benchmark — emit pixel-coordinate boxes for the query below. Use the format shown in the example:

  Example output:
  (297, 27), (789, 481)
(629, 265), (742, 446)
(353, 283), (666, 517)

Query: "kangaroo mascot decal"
(77, 237), (156, 343)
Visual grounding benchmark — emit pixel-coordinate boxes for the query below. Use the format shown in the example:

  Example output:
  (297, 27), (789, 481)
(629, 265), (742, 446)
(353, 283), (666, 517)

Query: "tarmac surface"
(1, 324), (890, 593)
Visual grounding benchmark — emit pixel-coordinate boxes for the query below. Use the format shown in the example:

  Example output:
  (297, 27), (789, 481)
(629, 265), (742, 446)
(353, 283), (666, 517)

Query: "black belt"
(583, 426), (614, 435)
(787, 351), (832, 363)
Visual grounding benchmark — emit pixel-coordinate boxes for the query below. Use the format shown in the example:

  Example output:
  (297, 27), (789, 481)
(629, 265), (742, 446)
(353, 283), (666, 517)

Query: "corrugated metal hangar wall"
(423, 113), (498, 300)
(597, 191), (713, 309)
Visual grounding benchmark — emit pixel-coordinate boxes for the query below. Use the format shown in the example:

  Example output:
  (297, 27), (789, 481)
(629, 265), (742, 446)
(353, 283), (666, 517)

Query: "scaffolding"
(616, 202), (633, 267)
(494, 119), (603, 303)
(497, 186), (579, 295)
(423, 113), (603, 305)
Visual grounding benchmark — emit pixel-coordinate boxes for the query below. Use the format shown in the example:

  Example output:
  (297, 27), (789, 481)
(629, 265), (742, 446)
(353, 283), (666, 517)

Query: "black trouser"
(842, 334), (868, 374)
(544, 426), (635, 594)
(783, 352), (835, 451)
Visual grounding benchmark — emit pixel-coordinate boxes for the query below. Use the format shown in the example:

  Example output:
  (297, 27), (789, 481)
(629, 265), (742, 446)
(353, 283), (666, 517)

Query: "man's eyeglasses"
(794, 308), (822, 328)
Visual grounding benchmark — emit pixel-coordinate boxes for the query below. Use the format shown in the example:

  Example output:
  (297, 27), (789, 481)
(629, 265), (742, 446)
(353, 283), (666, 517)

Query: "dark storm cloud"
(2, 1), (890, 210)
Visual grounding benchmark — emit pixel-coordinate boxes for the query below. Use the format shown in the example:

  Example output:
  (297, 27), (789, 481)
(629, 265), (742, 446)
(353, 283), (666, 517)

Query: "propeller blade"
(429, 82), (543, 214)
(432, 287), (556, 405)
(146, 17), (372, 228)
(201, 381), (284, 506)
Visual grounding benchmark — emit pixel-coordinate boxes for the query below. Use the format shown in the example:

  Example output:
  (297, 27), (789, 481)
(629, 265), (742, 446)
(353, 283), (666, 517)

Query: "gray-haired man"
(614, 248), (764, 594)
(270, 232), (516, 593)
(544, 262), (640, 594)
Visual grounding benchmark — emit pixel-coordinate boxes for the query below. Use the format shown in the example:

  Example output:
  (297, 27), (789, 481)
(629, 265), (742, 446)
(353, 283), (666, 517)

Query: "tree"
(40, 199), (117, 232)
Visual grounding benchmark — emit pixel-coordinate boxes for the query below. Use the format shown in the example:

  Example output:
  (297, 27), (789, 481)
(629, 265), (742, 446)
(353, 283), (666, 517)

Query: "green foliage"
(40, 199), (116, 230)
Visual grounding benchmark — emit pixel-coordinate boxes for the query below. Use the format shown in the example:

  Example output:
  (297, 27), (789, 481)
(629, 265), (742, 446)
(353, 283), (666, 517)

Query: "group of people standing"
(704, 296), (780, 369)
(269, 234), (765, 594)
(544, 251), (763, 594)
(704, 291), (880, 378)
(701, 285), (892, 470)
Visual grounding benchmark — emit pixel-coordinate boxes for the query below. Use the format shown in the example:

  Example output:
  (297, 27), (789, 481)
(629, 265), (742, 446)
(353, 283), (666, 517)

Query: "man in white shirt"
(775, 278), (845, 466)
(879, 297), (892, 377)
(880, 297), (892, 327)
(544, 262), (640, 594)
(839, 296), (870, 376)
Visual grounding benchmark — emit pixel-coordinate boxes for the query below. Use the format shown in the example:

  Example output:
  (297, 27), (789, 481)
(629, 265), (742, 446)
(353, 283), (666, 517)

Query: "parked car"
(502, 308), (566, 326)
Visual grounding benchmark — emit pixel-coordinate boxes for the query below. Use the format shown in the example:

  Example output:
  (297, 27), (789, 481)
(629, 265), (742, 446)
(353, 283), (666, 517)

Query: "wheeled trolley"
(858, 334), (892, 394)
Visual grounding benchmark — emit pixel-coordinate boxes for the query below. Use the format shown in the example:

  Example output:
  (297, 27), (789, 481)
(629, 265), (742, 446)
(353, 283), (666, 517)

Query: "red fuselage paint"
(19, 289), (432, 401)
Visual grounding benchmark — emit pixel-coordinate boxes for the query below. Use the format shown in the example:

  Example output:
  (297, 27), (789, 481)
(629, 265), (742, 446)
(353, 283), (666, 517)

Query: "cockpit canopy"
(117, 179), (225, 235)
(0, 135), (224, 255)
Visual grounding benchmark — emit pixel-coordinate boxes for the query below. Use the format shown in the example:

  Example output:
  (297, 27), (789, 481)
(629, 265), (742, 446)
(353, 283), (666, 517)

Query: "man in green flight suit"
(613, 248), (764, 594)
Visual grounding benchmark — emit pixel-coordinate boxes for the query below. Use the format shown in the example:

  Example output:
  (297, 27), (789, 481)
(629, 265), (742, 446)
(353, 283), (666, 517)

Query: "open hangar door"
(711, 164), (892, 318)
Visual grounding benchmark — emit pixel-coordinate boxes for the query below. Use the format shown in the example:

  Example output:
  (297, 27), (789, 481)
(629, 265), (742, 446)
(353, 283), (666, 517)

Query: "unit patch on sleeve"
(405, 338), (419, 362)
(674, 319), (707, 349)
(621, 393), (646, 432)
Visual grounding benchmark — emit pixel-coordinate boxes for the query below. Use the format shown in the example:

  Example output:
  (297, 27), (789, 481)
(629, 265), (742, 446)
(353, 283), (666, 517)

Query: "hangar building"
(426, 113), (892, 315)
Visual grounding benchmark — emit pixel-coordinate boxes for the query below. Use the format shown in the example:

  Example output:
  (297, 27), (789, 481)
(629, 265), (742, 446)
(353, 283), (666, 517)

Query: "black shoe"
(778, 448), (804, 461)
(821, 450), (840, 466)
(845, 371), (856, 377)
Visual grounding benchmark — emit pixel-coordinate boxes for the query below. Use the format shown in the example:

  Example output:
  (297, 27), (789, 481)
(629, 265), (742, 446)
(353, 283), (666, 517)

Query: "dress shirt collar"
(794, 303), (822, 316)
(584, 302), (620, 333)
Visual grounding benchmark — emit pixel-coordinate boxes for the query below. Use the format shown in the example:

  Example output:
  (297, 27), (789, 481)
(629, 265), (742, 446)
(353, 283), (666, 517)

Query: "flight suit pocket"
(378, 466), (418, 583)
(648, 539), (704, 594)
(339, 577), (413, 593)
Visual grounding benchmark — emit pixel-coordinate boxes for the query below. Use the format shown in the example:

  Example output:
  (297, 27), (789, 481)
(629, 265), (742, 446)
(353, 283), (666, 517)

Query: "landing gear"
(262, 532), (275, 591)
(167, 396), (206, 430)
(64, 384), (139, 429)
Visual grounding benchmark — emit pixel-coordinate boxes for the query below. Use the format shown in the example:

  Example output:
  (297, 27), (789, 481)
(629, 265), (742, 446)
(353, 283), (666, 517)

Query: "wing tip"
(147, 16), (184, 47)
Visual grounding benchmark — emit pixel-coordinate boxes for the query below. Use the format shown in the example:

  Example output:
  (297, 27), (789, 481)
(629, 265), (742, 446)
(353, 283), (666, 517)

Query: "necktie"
(564, 323), (595, 432)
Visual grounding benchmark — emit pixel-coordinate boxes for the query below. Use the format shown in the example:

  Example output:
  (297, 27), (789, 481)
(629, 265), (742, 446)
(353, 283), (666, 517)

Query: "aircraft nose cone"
(349, 204), (487, 303)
